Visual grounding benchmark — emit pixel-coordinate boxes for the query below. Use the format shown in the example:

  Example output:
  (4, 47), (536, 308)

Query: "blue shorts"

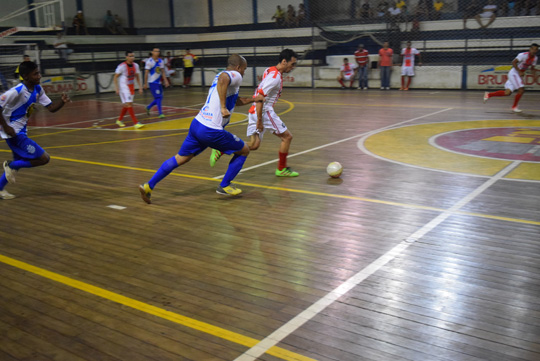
(149, 83), (163, 99)
(6, 133), (45, 160)
(179, 119), (244, 157)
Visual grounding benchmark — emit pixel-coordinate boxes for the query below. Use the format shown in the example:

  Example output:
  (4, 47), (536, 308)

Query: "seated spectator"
(72, 10), (89, 35)
(103, 10), (116, 34)
(433, 0), (444, 19)
(359, 0), (373, 19)
(388, 2), (403, 22)
(53, 32), (74, 60)
(463, 0), (483, 28)
(377, 1), (389, 19)
(285, 4), (296, 27)
(114, 14), (128, 34)
(502, 0), (516, 16)
(272, 5), (285, 26)
(296, 3), (306, 26)
(337, 58), (358, 89)
(479, 0), (497, 27)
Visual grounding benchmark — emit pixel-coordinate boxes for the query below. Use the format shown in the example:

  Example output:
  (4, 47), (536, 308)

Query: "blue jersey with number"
(195, 70), (242, 130)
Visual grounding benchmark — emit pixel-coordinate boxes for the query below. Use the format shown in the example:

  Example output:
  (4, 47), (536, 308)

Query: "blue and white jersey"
(195, 70), (242, 130)
(145, 57), (165, 84)
(0, 83), (52, 139)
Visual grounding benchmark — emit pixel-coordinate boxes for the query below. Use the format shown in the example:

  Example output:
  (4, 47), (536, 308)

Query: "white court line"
(234, 159), (522, 361)
(213, 108), (453, 179)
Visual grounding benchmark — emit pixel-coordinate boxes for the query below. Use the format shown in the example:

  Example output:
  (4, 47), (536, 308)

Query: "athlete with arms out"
(139, 54), (265, 203)
(483, 43), (538, 113)
(0, 61), (70, 199)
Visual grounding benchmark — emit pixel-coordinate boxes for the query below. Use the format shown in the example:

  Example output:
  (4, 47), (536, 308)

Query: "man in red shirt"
(354, 44), (370, 89)
(378, 42), (394, 90)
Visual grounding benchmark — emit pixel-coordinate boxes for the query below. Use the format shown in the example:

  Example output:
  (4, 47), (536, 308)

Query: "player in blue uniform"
(138, 54), (264, 203)
(144, 48), (170, 118)
(0, 61), (70, 199)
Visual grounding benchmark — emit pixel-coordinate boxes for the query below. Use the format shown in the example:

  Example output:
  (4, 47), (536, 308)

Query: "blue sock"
(9, 160), (32, 170)
(148, 156), (178, 189)
(220, 154), (247, 188)
(157, 97), (163, 115)
(147, 99), (157, 110)
(0, 174), (7, 191)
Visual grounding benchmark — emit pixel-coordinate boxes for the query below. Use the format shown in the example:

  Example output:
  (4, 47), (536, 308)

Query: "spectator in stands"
(463, 0), (484, 28)
(378, 41), (394, 90)
(415, 0), (431, 20)
(501, 0), (516, 16)
(359, 0), (373, 19)
(354, 44), (370, 89)
(114, 14), (128, 35)
(388, 1), (403, 23)
(337, 58), (358, 89)
(272, 6), (285, 27)
(14, 55), (31, 81)
(478, 0), (498, 28)
(296, 3), (306, 26)
(182, 49), (198, 87)
(376, 1), (389, 19)
(433, 0), (444, 19)
(72, 10), (89, 35)
(53, 33), (73, 60)
(104, 10), (116, 34)
(285, 5), (296, 27)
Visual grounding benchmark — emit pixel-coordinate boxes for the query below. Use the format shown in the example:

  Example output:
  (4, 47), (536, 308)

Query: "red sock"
(338, 79), (345, 87)
(488, 90), (507, 97)
(278, 152), (287, 171)
(127, 107), (138, 124)
(406, 77), (411, 88)
(186, 77), (191, 85)
(119, 107), (127, 120)
(401, 77), (405, 88)
(349, 80), (354, 87)
(512, 93), (522, 108)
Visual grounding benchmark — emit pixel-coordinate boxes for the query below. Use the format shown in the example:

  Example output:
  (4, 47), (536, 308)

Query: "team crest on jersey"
(0, 94), (6, 102)
(26, 104), (35, 118)
(26, 144), (36, 154)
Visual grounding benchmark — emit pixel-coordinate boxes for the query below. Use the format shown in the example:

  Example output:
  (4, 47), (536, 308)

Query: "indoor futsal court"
(0, 86), (539, 361)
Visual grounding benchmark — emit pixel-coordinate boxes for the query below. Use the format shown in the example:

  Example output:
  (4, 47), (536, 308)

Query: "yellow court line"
(0, 254), (316, 361)
(42, 155), (540, 226)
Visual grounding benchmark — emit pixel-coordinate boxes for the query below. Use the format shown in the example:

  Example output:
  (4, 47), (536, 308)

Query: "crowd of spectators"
(272, 4), (307, 27)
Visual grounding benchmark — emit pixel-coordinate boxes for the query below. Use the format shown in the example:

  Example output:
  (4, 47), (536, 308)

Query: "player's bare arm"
(161, 68), (170, 88)
(46, 92), (71, 113)
(136, 73), (143, 94)
(0, 113), (15, 137)
(235, 93), (264, 106)
(113, 73), (120, 94)
(217, 73), (231, 117)
(144, 69), (149, 89)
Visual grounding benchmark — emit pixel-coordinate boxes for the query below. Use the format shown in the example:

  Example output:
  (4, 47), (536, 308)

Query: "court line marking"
(0, 151), (533, 226)
(234, 159), (522, 361)
(214, 108), (454, 179)
(0, 253), (316, 361)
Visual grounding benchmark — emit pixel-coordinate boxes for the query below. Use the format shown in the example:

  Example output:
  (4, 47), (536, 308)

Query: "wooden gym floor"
(0, 86), (539, 361)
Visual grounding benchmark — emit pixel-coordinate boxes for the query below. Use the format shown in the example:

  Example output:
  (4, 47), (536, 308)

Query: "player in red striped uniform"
(483, 43), (538, 113)
(114, 51), (144, 128)
(354, 44), (370, 89)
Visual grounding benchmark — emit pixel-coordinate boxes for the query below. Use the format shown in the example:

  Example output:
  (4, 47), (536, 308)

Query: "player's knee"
(240, 145), (250, 156)
(40, 153), (50, 165)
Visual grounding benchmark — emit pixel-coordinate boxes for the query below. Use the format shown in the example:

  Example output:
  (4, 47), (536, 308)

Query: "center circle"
(433, 127), (540, 162)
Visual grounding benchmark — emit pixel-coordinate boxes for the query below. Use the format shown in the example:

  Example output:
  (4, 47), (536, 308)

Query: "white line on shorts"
(213, 108), (453, 179)
(234, 159), (521, 361)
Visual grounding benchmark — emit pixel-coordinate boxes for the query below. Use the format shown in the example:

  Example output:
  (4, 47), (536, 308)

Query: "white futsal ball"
(326, 162), (343, 178)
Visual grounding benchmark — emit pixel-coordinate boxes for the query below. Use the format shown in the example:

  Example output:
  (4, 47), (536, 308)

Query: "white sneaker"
(381, 87), (384, 90)
(386, 87), (390, 90)
(512, 107), (522, 113)
(3, 161), (16, 184)
(357, 87), (362, 90)
(0, 189), (15, 200)
(483, 92), (489, 103)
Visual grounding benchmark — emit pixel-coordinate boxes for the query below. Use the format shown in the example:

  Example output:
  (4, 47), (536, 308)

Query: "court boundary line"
(214, 108), (454, 179)
(0, 253), (317, 361)
(233, 159), (523, 361)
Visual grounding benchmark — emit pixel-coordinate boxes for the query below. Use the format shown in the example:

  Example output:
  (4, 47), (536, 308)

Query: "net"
(0, 0), (64, 39)
(0, 44), (39, 93)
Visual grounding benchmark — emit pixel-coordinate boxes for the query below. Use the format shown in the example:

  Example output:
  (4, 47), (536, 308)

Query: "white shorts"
(166, 68), (176, 77)
(119, 87), (134, 103)
(247, 109), (288, 140)
(342, 73), (354, 81)
(505, 68), (524, 92)
(401, 66), (415, 76)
